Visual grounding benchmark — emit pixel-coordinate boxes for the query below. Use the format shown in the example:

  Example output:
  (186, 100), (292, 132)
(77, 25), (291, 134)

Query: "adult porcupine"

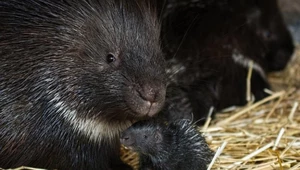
(0, 0), (166, 169)
(159, 0), (293, 123)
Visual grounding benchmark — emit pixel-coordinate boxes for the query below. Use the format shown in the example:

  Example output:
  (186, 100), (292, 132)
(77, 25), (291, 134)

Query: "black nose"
(120, 132), (135, 147)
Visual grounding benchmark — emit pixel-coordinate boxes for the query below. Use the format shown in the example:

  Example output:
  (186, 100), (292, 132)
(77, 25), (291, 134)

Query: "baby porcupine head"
(120, 119), (164, 155)
(121, 119), (214, 165)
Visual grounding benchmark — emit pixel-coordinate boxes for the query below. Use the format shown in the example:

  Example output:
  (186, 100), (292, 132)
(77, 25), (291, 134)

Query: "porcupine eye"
(143, 135), (148, 139)
(106, 53), (116, 64)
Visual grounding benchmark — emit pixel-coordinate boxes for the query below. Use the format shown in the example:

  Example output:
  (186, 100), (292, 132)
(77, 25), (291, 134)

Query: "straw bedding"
(120, 45), (300, 170)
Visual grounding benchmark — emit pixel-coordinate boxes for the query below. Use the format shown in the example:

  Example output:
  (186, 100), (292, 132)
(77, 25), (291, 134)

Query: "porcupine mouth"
(129, 98), (165, 119)
(125, 85), (166, 118)
(123, 145), (143, 153)
(125, 103), (158, 119)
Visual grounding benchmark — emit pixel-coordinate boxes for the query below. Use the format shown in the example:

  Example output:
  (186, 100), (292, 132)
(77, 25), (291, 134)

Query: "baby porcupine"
(120, 119), (214, 170)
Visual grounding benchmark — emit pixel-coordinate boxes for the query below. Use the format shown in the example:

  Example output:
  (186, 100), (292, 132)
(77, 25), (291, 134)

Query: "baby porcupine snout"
(120, 131), (136, 148)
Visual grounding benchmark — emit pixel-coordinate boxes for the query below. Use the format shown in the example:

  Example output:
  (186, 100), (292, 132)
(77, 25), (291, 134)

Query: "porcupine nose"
(137, 84), (157, 103)
(127, 82), (166, 118)
(120, 132), (135, 147)
(137, 84), (166, 117)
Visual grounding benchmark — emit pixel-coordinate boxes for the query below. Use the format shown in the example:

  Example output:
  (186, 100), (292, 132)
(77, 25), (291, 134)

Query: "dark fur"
(245, 0), (295, 72)
(159, 85), (193, 122)
(120, 119), (214, 170)
(159, 0), (293, 123)
(0, 0), (166, 169)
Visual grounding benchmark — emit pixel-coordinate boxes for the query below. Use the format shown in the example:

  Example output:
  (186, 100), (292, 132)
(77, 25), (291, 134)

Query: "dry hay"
(121, 45), (300, 170)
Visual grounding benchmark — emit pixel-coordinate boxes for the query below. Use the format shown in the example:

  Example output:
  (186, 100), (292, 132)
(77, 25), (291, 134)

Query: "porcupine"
(120, 119), (214, 170)
(0, 0), (166, 169)
(159, 0), (294, 124)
